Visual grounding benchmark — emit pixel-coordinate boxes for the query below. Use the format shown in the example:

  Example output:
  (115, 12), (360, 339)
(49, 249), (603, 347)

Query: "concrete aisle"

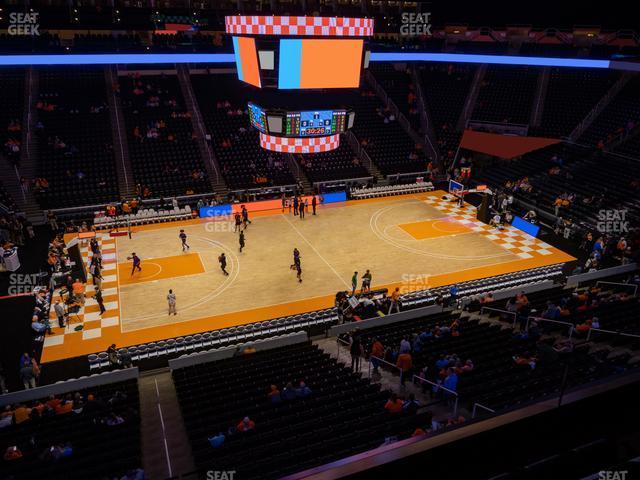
(139, 370), (196, 480)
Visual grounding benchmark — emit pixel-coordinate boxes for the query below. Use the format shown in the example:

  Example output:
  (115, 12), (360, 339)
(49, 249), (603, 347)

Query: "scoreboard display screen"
(248, 102), (267, 133)
(247, 102), (353, 137)
(286, 110), (348, 137)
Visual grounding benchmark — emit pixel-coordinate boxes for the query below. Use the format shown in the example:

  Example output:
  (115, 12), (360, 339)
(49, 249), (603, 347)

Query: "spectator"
(403, 393), (421, 415)
(295, 381), (312, 398)
(396, 350), (413, 386)
(268, 384), (281, 403)
(384, 393), (404, 413)
(237, 416), (255, 432)
(282, 382), (297, 401)
(370, 337), (384, 374)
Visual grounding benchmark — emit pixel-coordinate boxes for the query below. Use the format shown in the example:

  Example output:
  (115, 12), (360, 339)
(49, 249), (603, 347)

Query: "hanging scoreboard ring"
(259, 133), (340, 153)
(225, 16), (374, 37)
(226, 15), (374, 89)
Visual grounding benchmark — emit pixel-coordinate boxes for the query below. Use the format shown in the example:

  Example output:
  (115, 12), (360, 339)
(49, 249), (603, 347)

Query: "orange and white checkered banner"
(259, 133), (340, 153)
(225, 16), (374, 37)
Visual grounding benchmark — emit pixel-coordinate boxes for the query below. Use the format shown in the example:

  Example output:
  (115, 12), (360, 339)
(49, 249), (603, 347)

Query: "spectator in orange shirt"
(72, 279), (85, 305)
(370, 337), (384, 374)
(384, 393), (404, 414)
(396, 351), (413, 386)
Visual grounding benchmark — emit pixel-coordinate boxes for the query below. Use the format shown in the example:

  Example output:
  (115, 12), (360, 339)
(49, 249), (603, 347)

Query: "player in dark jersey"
(218, 252), (229, 276)
(179, 229), (190, 252)
(234, 212), (242, 232)
(241, 205), (252, 228)
(239, 230), (245, 253)
(127, 253), (142, 277)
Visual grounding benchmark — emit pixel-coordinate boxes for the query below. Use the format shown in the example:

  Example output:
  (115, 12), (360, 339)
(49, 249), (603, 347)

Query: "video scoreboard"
(248, 103), (354, 138)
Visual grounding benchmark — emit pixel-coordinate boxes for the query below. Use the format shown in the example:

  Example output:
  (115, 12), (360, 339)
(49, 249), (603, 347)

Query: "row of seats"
(401, 264), (565, 309)
(35, 67), (120, 209)
(350, 181), (434, 199)
(89, 308), (339, 370)
(191, 74), (296, 190)
(119, 73), (211, 197)
(172, 342), (431, 479)
(93, 205), (192, 229)
(0, 378), (141, 480)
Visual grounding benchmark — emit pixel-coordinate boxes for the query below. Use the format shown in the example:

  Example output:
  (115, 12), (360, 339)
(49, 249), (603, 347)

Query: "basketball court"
(42, 190), (574, 362)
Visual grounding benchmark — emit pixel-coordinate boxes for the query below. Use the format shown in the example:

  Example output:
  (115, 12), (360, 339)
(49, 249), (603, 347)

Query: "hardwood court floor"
(41, 191), (574, 362)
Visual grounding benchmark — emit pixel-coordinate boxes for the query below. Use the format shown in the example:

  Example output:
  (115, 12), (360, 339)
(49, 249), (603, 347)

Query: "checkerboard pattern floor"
(423, 195), (555, 259)
(44, 233), (120, 348)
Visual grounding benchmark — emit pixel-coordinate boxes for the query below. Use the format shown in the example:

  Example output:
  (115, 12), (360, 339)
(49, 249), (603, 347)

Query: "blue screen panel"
(278, 39), (302, 89)
(322, 191), (347, 204)
(200, 205), (232, 217)
(300, 110), (333, 136)
(512, 216), (540, 238)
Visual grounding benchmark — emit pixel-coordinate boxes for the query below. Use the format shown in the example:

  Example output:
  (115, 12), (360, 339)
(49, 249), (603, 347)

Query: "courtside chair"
(88, 353), (99, 370)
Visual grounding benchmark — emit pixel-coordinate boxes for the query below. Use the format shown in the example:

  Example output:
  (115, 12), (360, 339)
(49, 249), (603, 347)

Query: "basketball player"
(291, 248), (301, 270)
(167, 289), (177, 316)
(241, 205), (252, 228)
(218, 252), (229, 276)
(127, 253), (142, 276)
(239, 230), (245, 253)
(296, 261), (302, 283)
(179, 229), (190, 252)
(312, 195), (317, 215)
(234, 212), (242, 232)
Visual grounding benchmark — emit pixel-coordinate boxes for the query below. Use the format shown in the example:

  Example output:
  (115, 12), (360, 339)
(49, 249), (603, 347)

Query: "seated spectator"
(384, 393), (404, 413)
(268, 384), (281, 403)
(237, 416), (255, 432)
(403, 393), (421, 415)
(208, 432), (226, 448)
(282, 382), (297, 401)
(295, 381), (312, 398)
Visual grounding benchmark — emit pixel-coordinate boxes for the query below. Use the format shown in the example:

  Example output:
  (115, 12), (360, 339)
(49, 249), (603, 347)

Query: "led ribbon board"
(259, 133), (340, 153)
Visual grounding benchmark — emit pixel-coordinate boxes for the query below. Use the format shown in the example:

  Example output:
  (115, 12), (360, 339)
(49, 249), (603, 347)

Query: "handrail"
(413, 374), (459, 416)
(369, 354), (402, 373)
(336, 335), (350, 358)
(587, 327), (640, 342)
(596, 281), (638, 297)
(480, 306), (518, 329)
(313, 176), (373, 187)
(368, 354), (405, 388)
(471, 402), (496, 419)
(526, 316), (575, 339)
